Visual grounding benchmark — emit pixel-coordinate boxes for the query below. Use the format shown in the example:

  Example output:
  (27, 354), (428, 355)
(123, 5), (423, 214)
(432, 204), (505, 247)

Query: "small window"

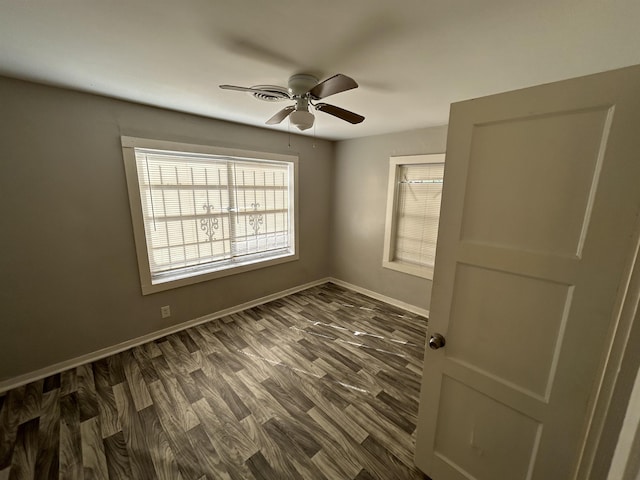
(122, 137), (298, 294)
(382, 154), (445, 280)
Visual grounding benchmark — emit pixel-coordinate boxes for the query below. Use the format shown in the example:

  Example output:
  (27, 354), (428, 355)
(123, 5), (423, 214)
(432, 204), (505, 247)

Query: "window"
(122, 137), (298, 294)
(382, 154), (445, 280)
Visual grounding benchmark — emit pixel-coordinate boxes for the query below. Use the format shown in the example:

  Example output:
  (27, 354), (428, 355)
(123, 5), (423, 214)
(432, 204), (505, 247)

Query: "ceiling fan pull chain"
(313, 121), (317, 148)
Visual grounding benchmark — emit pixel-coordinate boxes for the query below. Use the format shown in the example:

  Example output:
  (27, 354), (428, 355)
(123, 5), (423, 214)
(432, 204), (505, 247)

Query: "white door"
(415, 64), (640, 480)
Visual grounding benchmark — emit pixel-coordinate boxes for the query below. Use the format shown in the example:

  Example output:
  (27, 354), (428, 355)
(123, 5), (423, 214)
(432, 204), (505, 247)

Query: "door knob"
(429, 333), (446, 350)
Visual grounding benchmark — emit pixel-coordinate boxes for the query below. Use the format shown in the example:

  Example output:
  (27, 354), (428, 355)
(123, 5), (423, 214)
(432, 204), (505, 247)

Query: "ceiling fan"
(220, 73), (365, 131)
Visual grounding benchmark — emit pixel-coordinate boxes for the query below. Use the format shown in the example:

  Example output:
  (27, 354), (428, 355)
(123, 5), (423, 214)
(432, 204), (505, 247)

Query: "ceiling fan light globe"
(290, 110), (315, 131)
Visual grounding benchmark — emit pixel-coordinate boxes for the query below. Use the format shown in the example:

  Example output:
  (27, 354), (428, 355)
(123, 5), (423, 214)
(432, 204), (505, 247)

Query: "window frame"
(122, 136), (299, 295)
(382, 153), (445, 280)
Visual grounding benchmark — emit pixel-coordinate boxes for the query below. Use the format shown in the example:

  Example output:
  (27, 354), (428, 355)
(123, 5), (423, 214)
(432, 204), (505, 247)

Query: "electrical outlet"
(160, 305), (171, 319)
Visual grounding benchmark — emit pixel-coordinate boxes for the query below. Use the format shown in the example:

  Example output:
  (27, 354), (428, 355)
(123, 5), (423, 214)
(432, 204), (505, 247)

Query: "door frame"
(606, 357), (640, 480)
(580, 216), (640, 479)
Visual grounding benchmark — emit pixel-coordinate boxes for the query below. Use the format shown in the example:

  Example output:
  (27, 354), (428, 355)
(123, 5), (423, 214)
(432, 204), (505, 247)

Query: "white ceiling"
(1, 0), (639, 140)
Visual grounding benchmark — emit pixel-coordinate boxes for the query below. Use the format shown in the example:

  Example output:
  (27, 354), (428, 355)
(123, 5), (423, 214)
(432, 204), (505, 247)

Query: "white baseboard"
(0, 276), (427, 393)
(0, 277), (330, 394)
(327, 277), (430, 318)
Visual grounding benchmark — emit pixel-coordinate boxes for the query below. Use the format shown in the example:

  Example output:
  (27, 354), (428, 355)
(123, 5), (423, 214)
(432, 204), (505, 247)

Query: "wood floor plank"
(271, 381), (363, 479)
(175, 330), (200, 355)
(314, 357), (379, 395)
(346, 402), (416, 469)
(244, 450), (277, 480)
(239, 414), (301, 479)
(218, 370), (276, 426)
(137, 357), (161, 386)
(145, 380), (203, 480)
(137, 406), (184, 480)
(155, 342), (202, 405)
(150, 356), (200, 432)
(60, 368), (79, 396)
(189, 398), (255, 480)
(8, 417), (39, 480)
(261, 377), (314, 418)
(308, 406), (399, 480)
(42, 374), (60, 393)
(0, 283), (428, 480)
(185, 424), (232, 480)
(190, 370), (258, 461)
(376, 390), (418, 429)
(271, 343), (329, 379)
(92, 359), (121, 439)
(192, 324), (226, 357)
(202, 365), (250, 421)
(294, 380), (369, 444)
(261, 417), (329, 480)
(312, 449), (357, 480)
(378, 366), (422, 396)
(354, 468), (377, 480)
(0, 386), (25, 470)
(80, 417), (108, 480)
(185, 328), (216, 357)
(112, 382), (156, 479)
(121, 350), (153, 412)
(59, 392), (82, 480)
(103, 431), (132, 480)
(223, 349), (271, 383)
(165, 335), (200, 374)
(108, 354), (126, 387)
(18, 381), (42, 426)
(76, 363), (99, 423)
(361, 435), (425, 480)
(233, 369), (292, 422)
(33, 389), (60, 479)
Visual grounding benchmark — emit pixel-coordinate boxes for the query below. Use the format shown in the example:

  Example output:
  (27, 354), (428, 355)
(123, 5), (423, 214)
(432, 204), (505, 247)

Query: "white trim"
(121, 136), (298, 163)
(382, 153), (445, 281)
(577, 207), (640, 479)
(607, 362), (640, 480)
(0, 277), (428, 393)
(121, 136), (300, 295)
(0, 278), (330, 394)
(328, 277), (430, 318)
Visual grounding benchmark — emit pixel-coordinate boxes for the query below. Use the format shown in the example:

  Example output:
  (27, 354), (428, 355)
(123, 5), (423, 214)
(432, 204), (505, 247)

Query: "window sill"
(382, 260), (434, 280)
(140, 251), (298, 295)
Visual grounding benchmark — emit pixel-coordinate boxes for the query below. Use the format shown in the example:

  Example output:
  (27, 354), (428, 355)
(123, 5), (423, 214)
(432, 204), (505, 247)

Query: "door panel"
(446, 264), (572, 399)
(459, 106), (611, 257)
(434, 376), (541, 480)
(415, 65), (640, 480)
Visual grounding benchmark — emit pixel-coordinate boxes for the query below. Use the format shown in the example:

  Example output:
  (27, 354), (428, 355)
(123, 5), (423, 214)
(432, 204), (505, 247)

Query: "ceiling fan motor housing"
(287, 75), (317, 130)
(288, 74), (318, 97)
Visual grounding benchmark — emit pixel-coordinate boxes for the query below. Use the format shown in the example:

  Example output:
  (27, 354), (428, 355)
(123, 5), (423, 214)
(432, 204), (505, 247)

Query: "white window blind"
(393, 162), (444, 268)
(134, 148), (294, 285)
(383, 153), (445, 280)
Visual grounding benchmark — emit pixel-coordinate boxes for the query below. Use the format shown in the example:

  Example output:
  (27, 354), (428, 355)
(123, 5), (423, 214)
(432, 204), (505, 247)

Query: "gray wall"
(331, 126), (448, 310)
(0, 76), (334, 382)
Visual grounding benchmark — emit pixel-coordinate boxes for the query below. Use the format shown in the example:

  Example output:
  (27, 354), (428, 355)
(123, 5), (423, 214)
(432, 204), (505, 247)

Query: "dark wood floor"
(0, 283), (429, 479)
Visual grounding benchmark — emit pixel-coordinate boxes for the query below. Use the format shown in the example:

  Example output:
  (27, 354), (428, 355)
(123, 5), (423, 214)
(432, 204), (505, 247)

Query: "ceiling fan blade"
(266, 105), (295, 125)
(219, 85), (290, 99)
(314, 103), (364, 124)
(308, 74), (358, 100)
